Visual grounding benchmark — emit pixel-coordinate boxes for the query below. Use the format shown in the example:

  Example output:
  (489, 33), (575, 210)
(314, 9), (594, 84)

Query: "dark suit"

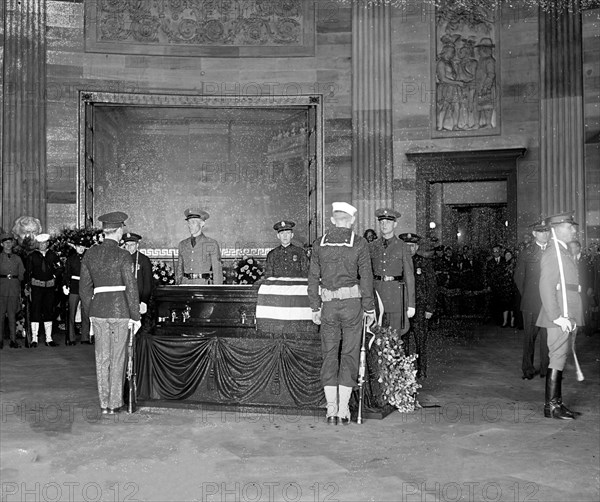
(64, 252), (90, 342)
(514, 243), (549, 378)
(131, 250), (153, 305)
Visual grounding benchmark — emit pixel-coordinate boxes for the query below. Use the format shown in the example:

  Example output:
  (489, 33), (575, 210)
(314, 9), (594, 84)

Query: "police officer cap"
(375, 208), (401, 221)
(273, 220), (295, 233)
(529, 219), (550, 232)
(122, 232), (142, 243)
(546, 211), (579, 226)
(0, 233), (15, 243)
(35, 233), (50, 243)
(399, 233), (422, 244)
(98, 211), (128, 229)
(184, 208), (210, 221)
(332, 202), (357, 217)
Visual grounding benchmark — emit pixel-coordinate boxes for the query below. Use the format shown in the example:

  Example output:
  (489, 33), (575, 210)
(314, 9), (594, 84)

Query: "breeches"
(0, 295), (20, 340)
(547, 326), (576, 371)
(320, 298), (363, 388)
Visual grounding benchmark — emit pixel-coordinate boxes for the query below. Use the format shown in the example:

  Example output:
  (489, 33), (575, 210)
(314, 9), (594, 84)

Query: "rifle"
(551, 227), (584, 381)
(127, 326), (137, 413)
(23, 287), (32, 348)
(357, 316), (368, 425)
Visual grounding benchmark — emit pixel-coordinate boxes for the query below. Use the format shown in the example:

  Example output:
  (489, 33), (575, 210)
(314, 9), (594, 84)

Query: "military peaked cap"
(546, 211), (578, 226)
(0, 233), (15, 243)
(375, 208), (401, 221)
(122, 232), (142, 243)
(529, 219), (550, 232)
(184, 208), (210, 221)
(273, 220), (295, 232)
(399, 233), (422, 244)
(98, 211), (128, 229)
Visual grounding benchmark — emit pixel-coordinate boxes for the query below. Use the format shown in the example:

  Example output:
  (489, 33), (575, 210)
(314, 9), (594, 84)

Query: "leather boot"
(544, 369), (573, 420)
(555, 370), (576, 419)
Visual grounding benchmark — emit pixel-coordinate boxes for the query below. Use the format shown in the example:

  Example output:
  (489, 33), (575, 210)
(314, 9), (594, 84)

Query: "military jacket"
(264, 243), (308, 278)
(307, 227), (374, 312)
(413, 254), (437, 314)
(369, 235), (415, 313)
(131, 250), (154, 303)
(64, 252), (83, 295)
(176, 233), (223, 285)
(0, 251), (25, 297)
(80, 239), (140, 321)
(537, 240), (583, 328)
(26, 250), (60, 283)
(513, 242), (545, 314)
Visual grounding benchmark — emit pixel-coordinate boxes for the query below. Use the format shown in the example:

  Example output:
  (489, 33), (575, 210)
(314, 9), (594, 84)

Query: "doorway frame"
(405, 148), (526, 249)
(77, 91), (325, 245)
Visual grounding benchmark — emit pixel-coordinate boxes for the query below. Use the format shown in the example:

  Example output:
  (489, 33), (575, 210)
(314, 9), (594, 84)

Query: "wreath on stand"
(234, 255), (264, 284)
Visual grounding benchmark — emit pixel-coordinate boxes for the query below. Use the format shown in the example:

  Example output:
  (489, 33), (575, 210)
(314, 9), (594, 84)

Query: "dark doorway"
(443, 203), (509, 253)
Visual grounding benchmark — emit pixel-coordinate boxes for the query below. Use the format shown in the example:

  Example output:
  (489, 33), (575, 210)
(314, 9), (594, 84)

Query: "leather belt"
(94, 285), (126, 294)
(0, 274), (18, 279)
(184, 273), (211, 279)
(374, 275), (404, 282)
(31, 278), (55, 287)
(321, 285), (361, 302)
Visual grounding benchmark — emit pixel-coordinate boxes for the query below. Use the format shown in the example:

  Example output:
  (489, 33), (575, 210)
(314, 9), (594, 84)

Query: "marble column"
(539, 2), (585, 227)
(351, 3), (393, 232)
(1, 0), (47, 230)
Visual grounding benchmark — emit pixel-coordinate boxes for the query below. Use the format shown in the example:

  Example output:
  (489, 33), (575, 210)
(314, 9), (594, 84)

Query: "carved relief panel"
(85, 0), (315, 57)
(432, 0), (500, 137)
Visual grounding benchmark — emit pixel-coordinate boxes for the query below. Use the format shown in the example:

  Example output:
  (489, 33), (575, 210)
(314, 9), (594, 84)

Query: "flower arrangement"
(235, 255), (263, 284)
(373, 325), (421, 413)
(152, 261), (176, 286)
(49, 227), (102, 264)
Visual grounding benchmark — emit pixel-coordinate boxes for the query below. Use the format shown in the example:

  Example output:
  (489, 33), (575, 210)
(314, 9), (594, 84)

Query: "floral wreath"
(235, 255), (264, 284)
(372, 324), (421, 412)
(152, 261), (176, 286)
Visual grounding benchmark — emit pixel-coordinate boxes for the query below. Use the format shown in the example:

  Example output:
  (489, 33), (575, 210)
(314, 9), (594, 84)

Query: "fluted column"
(539, 1), (585, 227)
(351, 3), (393, 231)
(1, 0), (47, 230)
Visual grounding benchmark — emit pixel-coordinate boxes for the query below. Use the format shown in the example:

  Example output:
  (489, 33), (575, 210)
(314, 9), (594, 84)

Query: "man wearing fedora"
(122, 232), (153, 322)
(176, 208), (223, 285)
(536, 211), (583, 420)
(369, 208), (416, 341)
(308, 202), (376, 425)
(80, 211), (141, 414)
(514, 219), (551, 380)
(63, 235), (92, 346)
(0, 233), (25, 349)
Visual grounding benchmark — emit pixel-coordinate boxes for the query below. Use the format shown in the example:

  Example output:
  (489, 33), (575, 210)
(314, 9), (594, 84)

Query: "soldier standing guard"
(514, 219), (550, 380)
(308, 202), (376, 426)
(0, 234), (25, 349)
(25, 233), (61, 347)
(80, 212), (141, 414)
(63, 236), (92, 346)
(399, 233), (437, 378)
(122, 232), (154, 320)
(536, 211), (583, 420)
(264, 220), (308, 278)
(369, 209), (416, 340)
(176, 208), (223, 285)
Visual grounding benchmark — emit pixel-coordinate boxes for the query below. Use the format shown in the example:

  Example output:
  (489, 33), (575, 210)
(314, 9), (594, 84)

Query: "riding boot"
(555, 370), (576, 419)
(544, 369), (573, 420)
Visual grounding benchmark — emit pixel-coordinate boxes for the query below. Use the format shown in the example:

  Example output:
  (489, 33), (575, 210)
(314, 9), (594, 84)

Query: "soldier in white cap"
(25, 233), (61, 347)
(308, 202), (376, 426)
(176, 208), (223, 285)
(80, 211), (141, 414)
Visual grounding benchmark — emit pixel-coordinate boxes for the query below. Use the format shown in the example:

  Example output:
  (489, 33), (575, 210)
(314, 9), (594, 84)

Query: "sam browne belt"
(184, 273), (211, 279)
(374, 275), (404, 282)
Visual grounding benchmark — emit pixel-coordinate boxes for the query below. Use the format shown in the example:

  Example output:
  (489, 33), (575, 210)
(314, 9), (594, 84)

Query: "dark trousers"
(30, 286), (55, 322)
(68, 294), (90, 342)
(522, 310), (549, 377)
(411, 310), (429, 377)
(320, 298), (362, 388)
(0, 295), (20, 342)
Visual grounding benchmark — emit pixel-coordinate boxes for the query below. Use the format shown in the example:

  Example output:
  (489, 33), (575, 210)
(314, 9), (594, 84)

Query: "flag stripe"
(256, 305), (314, 320)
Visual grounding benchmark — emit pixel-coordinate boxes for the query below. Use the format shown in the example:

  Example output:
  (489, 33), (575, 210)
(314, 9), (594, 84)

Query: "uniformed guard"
(176, 208), (223, 285)
(514, 219), (550, 380)
(0, 233), (25, 349)
(122, 232), (154, 318)
(25, 233), (61, 347)
(63, 235), (92, 346)
(536, 211), (583, 420)
(399, 233), (437, 378)
(264, 220), (308, 278)
(80, 211), (141, 414)
(308, 202), (376, 426)
(369, 208), (416, 338)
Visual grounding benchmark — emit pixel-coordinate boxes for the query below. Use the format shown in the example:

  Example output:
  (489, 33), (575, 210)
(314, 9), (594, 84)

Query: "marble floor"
(1, 321), (598, 502)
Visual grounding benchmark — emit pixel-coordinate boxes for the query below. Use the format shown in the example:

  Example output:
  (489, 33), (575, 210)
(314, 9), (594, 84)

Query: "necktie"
(383, 239), (389, 249)
(191, 236), (196, 248)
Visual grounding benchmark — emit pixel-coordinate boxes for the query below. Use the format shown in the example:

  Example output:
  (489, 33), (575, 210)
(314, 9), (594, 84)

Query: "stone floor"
(1, 321), (599, 502)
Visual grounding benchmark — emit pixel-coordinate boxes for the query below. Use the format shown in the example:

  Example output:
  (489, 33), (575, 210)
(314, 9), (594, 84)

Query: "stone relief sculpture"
(434, 0), (498, 134)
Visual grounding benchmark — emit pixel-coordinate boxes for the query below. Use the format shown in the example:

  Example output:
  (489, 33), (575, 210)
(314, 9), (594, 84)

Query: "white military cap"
(35, 233), (50, 243)
(331, 202), (357, 217)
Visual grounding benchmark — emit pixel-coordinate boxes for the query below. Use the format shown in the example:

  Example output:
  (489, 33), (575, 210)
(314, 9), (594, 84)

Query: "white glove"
(425, 311), (433, 320)
(128, 319), (142, 334)
(407, 307), (416, 318)
(140, 302), (147, 314)
(364, 310), (376, 328)
(62, 285), (70, 296)
(553, 316), (574, 333)
(312, 310), (322, 325)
